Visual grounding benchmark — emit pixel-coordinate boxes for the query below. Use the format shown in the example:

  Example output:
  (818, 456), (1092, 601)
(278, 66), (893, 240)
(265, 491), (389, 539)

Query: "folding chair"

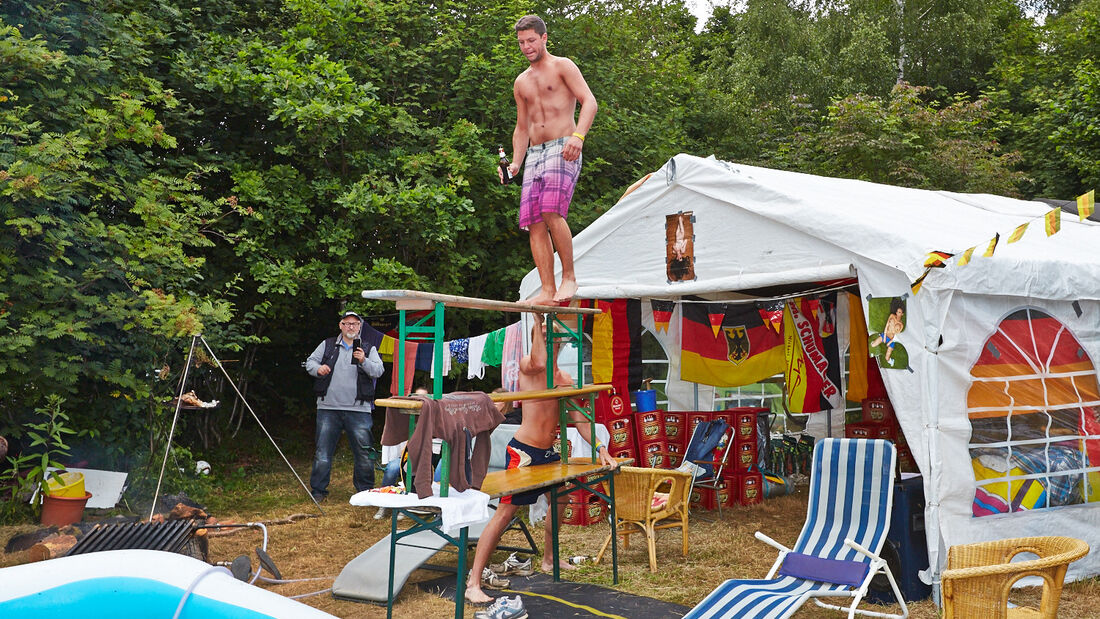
(684, 438), (908, 619)
(677, 419), (733, 518)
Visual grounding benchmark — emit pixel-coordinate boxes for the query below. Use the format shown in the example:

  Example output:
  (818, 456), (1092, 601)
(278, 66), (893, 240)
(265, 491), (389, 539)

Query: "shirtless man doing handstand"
(499, 15), (597, 305)
(465, 316), (615, 605)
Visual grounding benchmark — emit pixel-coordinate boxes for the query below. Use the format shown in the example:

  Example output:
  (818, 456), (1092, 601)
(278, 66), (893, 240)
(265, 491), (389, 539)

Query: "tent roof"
(520, 154), (1100, 301)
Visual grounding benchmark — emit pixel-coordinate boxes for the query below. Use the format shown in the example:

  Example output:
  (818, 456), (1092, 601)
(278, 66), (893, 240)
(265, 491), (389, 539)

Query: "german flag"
(982, 233), (1000, 258)
(957, 246), (976, 267)
(783, 295), (842, 413)
(651, 299), (674, 333)
(923, 250), (953, 268)
(681, 300), (784, 387)
(1006, 222), (1028, 244)
(591, 299), (643, 395)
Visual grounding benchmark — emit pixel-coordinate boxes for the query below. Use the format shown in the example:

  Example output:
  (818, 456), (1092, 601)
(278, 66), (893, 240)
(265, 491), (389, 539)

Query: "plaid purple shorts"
(519, 136), (582, 230)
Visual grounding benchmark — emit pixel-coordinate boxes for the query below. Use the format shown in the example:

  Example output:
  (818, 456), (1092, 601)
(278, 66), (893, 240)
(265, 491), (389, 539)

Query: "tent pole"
(151, 335), (198, 520)
(199, 336), (324, 514)
(921, 323), (944, 606)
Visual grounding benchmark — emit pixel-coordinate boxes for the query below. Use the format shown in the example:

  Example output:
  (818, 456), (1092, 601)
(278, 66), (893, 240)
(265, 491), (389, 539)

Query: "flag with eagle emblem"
(680, 300), (784, 387)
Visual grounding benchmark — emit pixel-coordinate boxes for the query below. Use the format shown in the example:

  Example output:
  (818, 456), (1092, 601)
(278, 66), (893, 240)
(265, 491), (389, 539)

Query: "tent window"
(967, 307), (1100, 517)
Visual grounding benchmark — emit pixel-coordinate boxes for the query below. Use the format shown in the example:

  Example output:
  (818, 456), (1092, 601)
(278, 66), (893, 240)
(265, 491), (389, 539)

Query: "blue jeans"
(310, 409), (375, 496)
(380, 454), (443, 488)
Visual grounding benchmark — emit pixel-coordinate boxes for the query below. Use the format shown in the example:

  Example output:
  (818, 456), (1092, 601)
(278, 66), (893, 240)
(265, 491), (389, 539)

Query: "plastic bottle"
(569, 555), (588, 565)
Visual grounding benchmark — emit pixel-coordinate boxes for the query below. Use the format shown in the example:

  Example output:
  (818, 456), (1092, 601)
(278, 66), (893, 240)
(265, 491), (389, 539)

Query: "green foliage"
(0, 395), (77, 522)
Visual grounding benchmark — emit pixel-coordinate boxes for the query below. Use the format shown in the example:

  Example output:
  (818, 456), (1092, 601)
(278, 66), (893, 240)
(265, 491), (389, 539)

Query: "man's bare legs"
(527, 221), (556, 305)
(526, 214), (576, 305)
(466, 502), (520, 604)
(544, 213), (576, 303)
(541, 490), (577, 572)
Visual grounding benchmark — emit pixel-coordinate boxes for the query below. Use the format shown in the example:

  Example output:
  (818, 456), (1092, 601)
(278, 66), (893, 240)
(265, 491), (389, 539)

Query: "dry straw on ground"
(3, 453), (1099, 618)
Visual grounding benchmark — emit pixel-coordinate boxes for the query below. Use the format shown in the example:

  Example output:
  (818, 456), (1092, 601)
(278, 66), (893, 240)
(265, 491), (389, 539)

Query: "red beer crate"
(713, 411), (735, 430)
(562, 493), (608, 526)
(727, 407), (764, 443)
(663, 412), (686, 445)
(845, 421), (898, 443)
(861, 398), (895, 425)
(690, 486), (716, 511)
(715, 478), (733, 509)
(634, 411), (665, 444)
(595, 389), (632, 423)
(731, 440), (758, 472)
(609, 416), (634, 451)
(685, 411), (711, 439)
(638, 439), (669, 469)
(611, 446), (637, 464)
(662, 442), (684, 469)
(733, 471), (764, 506)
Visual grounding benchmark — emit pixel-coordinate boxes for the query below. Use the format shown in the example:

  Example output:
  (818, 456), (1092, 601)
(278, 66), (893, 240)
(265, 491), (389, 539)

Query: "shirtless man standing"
(499, 15), (597, 305)
(465, 316), (616, 605)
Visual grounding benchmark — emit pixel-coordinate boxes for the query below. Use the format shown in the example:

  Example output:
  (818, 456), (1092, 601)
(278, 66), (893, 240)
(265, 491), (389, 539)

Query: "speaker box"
(867, 474), (932, 603)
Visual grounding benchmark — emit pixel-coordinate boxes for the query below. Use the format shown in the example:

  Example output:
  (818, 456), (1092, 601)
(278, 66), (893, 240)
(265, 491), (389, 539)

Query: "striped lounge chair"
(684, 438), (908, 619)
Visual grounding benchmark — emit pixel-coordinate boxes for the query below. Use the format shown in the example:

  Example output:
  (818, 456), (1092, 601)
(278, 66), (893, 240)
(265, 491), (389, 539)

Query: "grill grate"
(67, 519), (199, 556)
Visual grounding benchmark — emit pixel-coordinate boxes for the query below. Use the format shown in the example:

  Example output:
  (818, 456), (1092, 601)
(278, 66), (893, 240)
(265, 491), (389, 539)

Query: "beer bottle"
(498, 146), (514, 185)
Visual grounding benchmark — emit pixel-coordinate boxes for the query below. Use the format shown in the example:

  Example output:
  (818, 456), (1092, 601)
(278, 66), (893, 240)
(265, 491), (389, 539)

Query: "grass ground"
(3, 444), (1099, 618)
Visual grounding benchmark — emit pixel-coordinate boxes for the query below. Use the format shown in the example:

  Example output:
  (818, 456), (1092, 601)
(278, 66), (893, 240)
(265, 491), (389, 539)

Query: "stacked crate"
(719, 408), (766, 507)
(663, 411), (686, 467)
(634, 409), (668, 468)
(845, 398), (916, 472)
(561, 474), (609, 526)
(597, 391), (637, 464)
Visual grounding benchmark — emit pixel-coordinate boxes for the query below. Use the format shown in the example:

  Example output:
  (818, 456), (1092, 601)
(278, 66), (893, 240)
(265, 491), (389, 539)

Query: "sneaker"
(489, 552), (534, 577)
(310, 492), (326, 504)
(479, 567), (511, 590)
(374, 507), (389, 520)
(473, 595), (527, 619)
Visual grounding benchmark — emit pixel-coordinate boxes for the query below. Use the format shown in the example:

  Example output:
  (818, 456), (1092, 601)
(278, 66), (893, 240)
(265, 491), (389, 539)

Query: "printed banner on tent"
(681, 300), (783, 388)
(783, 295), (843, 413)
(866, 296), (909, 370)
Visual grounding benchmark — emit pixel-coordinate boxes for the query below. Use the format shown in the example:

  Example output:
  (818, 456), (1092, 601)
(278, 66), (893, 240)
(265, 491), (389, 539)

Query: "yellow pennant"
(957, 246), (976, 267)
(1045, 208), (1061, 236)
(1079, 190), (1095, 220)
(1007, 222), (1028, 244)
(910, 269), (929, 295)
(982, 233), (1000, 258)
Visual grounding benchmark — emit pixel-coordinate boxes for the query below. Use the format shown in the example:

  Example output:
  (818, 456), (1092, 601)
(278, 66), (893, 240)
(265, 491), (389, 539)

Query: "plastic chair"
(594, 466), (692, 573)
(941, 536), (1089, 619)
(684, 438), (907, 619)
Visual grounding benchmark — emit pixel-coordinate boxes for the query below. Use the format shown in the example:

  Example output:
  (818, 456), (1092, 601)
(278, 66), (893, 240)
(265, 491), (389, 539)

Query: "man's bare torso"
(516, 56), (579, 145)
(513, 365), (573, 450)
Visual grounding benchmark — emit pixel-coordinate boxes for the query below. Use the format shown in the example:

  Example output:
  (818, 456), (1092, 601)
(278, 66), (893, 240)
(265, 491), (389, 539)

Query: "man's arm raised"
(560, 58), (597, 162)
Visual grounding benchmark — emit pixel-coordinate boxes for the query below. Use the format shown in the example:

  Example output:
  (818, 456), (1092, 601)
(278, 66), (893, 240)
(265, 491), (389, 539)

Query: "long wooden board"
(360, 289), (602, 314)
(375, 384), (613, 410)
(479, 458), (631, 499)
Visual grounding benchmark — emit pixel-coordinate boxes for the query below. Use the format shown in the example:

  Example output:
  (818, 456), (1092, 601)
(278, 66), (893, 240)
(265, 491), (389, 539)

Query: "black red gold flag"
(651, 299), (675, 333)
(706, 303), (725, 338)
(681, 300), (784, 387)
(591, 299), (643, 395)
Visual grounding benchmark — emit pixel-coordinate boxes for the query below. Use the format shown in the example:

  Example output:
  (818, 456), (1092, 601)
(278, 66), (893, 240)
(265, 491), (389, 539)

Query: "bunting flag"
(651, 299), (675, 333)
(910, 269), (929, 295)
(982, 233), (1000, 258)
(1079, 189), (1096, 220)
(957, 246), (976, 266)
(759, 301), (785, 334)
(681, 301), (784, 388)
(591, 299), (643, 395)
(1045, 208), (1061, 236)
(783, 295), (843, 413)
(1007, 222), (1028, 244)
(923, 250), (953, 268)
(706, 303), (725, 338)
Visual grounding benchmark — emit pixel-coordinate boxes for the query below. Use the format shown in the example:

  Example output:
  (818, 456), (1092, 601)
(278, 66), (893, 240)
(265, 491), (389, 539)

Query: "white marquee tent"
(519, 154), (1100, 589)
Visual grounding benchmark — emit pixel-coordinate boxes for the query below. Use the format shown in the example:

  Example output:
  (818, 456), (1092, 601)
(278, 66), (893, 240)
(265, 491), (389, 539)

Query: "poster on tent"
(866, 296), (909, 370)
(782, 295), (843, 413)
(665, 212), (696, 283)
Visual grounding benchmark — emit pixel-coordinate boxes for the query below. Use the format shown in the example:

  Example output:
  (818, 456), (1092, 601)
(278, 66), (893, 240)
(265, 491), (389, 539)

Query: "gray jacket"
(305, 338), (384, 412)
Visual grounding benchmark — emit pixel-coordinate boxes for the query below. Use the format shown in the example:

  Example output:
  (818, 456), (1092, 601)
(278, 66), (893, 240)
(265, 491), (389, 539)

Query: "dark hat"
(341, 311), (362, 321)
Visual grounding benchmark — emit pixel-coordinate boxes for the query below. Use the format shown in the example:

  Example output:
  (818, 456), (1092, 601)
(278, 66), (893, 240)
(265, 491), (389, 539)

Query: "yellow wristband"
(572, 132), (586, 141)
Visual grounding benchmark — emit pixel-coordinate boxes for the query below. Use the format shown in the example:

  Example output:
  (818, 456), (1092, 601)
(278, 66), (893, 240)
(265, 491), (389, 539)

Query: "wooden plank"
(374, 384), (613, 410)
(479, 458), (632, 499)
(360, 289), (602, 315)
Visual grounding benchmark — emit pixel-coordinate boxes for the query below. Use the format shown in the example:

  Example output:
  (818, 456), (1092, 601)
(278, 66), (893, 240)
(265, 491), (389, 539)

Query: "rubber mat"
(418, 572), (690, 618)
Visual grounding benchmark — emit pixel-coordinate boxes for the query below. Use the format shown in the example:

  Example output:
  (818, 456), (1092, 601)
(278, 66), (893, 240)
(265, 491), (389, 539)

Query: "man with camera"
(305, 311), (384, 502)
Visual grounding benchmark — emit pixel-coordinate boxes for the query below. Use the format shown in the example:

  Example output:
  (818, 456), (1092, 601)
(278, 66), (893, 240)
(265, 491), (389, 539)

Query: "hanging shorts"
(519, 136), (582, 230)
(499, 437), (562, 505)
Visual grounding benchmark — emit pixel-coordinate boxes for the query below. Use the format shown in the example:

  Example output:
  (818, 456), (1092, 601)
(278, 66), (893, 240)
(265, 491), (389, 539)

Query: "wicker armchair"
(942, 536), (1089, 619)
(594, 466), (692, 573)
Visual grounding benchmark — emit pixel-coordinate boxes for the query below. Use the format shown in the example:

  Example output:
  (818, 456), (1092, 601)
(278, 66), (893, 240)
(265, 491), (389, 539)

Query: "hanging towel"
(467, 333), (489, 379)
(378, 335), (395, 362)
(414, 343), (434, 372)
(389, 340), (418, 396)
(431, 341), (453, 379)
(450, 338), (469, 364)
(481, 327), (507, 367)
(501, 322), (524, 394)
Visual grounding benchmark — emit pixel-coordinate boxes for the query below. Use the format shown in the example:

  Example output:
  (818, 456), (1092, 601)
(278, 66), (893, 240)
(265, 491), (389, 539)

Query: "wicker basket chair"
(594, 466), (692, 573)
(941, 536), (1089, 619)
